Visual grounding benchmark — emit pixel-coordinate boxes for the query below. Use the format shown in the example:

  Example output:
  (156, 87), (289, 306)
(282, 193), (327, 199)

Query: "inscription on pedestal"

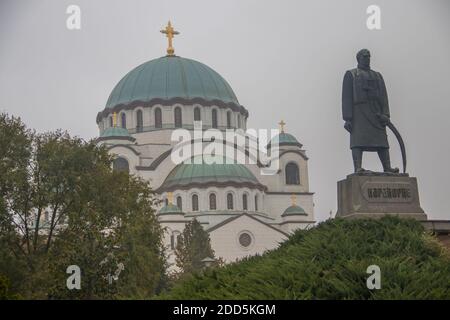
(362, 182), (413, 203)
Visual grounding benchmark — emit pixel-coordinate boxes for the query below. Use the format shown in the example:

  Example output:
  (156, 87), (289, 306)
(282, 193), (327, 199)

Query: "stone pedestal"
(336, 173), (427, 220)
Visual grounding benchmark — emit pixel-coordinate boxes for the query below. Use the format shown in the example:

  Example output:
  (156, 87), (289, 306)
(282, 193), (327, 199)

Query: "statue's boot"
(352, 148), (365, 173)
(378, 149), (399, 173)
(384, 166), (399, 173)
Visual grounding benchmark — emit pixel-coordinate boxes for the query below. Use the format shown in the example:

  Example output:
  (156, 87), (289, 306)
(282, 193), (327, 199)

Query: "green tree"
(115, 205), (169, 299)
(0, 274), (20, 299)
(0, 113), (32, 297)
(174, 219), (215, 275)
(46, 171), (167, 299)
(0, 112), (167, 299)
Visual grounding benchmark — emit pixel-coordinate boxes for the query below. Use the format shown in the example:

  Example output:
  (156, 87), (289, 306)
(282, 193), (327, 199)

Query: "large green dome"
(158, 155), (265, 192)
(105, 56), (239, 109)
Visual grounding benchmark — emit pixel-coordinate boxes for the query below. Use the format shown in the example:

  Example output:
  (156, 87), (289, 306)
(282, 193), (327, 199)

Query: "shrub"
(162, 216), (450, 299)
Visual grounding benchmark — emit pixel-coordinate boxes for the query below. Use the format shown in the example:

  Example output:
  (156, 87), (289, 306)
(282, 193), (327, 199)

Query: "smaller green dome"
(282, 204), (307, 216)
(268, 132), (302, 148)
(100, 126), (131, 138)
(158, 203), (183, 215)
(158, 155), (265, 192)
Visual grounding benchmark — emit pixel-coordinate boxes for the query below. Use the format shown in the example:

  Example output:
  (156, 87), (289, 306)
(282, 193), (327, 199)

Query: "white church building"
(96, 23), (315, 266)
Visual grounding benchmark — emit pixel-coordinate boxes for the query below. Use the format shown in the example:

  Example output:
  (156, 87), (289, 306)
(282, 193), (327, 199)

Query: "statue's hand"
(344, 121), (352, 133)
(377, 114), (390, 126)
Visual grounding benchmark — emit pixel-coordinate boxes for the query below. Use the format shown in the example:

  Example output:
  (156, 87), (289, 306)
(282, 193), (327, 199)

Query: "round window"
(239, 232), (252, 247)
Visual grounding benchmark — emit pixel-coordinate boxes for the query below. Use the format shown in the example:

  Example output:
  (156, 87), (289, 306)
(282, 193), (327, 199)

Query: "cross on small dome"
(278, 120), (286, 133)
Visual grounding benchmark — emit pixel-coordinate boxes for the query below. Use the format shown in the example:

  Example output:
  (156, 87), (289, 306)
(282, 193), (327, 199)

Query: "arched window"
(209, 193), (217, 210)
(176, 196), (182, 211)
(192, 194), (199, 211)
(237, 114), (241, 129)
(170, 231), (181, 250)
(113, 157), (129, 173)
(109, 116), (113, 127)
(212, 109), (218, 128)
(226, 111), (232, 129)
(136, 110), (143, 132)
(254, 195), (259, 212)
(155, 108), (162, 128)
(285, 162), (300, 185)
(242, 194), (248, 211)
(194, 107), (201, 121)
(227, 193), (234, 210)
(121, 113), (126, 128)
(174, 107), (182, 128)
(165, 198), (169, 206)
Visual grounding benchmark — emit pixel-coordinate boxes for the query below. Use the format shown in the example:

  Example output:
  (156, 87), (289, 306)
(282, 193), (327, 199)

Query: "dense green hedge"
(162, 217), (450, 299)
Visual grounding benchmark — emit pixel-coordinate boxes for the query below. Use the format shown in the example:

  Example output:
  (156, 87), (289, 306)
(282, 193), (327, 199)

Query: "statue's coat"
(342, 68), (390, 150)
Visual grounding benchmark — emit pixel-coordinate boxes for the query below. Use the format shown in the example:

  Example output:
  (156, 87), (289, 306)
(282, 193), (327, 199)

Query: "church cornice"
(138, 149), (172, 171)
(205, 213), (289, 237)
(279, 149), (309, 161)
(105, 144), (141, 156)
(96, 135), (136, 143)
(184, 211), (274, 221)
(266, 191), (315, 195)
(155, 180), (267, 193)
(277, 220), (316, 226)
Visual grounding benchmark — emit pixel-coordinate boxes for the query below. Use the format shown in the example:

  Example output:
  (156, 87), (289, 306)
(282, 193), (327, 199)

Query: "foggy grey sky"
(1, 0), (449, 222)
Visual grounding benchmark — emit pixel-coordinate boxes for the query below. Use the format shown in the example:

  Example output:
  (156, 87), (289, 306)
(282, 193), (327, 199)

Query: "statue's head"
(356, 49), (371, 70)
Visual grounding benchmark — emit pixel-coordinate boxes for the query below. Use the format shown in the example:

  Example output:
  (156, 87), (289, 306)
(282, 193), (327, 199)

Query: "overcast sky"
(1, 0), (449, 222)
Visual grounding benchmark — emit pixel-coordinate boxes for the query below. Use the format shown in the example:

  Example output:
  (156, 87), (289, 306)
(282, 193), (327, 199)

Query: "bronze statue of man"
(342, 49), (399, 174)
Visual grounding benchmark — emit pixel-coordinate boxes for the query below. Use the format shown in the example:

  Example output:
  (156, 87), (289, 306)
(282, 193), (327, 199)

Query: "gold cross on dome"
(112, 112), (117, 127)
(290, 194), (296, 206)
(167, 192), (173, 204)
(160, 21), (179, 56)
(278, 120), (286, 133)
